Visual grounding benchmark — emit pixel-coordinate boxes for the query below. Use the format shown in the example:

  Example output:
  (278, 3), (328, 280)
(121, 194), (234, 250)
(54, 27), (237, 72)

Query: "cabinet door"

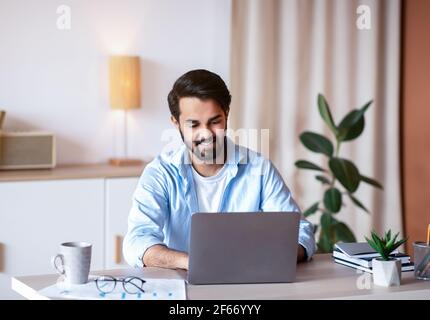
(105, 177), (139, 269)
(0, 179), (104, 299)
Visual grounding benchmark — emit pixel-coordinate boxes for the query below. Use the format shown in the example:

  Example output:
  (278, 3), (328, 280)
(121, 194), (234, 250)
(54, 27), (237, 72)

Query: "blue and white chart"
(38, 276), (186, 300)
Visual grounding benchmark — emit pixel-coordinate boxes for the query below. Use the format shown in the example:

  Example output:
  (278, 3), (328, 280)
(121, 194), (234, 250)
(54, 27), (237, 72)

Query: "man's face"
(171, 97), (228, 163)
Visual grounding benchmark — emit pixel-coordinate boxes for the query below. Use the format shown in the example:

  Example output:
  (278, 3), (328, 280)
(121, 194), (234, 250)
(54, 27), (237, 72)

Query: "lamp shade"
(109, 56), (141, 110)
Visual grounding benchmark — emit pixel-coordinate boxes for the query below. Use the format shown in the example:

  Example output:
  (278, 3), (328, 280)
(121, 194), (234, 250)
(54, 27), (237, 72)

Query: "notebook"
(334, 242), (399, 259)
(334, 258), (414, 274)
(333, 248), (410, 268)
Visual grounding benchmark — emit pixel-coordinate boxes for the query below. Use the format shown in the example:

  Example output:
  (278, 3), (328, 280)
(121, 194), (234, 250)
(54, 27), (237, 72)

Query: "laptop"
(187, 211), (300, 285)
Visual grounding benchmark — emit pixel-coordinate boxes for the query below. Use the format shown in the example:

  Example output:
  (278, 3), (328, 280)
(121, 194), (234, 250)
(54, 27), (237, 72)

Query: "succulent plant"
(365, 230), (408, 261)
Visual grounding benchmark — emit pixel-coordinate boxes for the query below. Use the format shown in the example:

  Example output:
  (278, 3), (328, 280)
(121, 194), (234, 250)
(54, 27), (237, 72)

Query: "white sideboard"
(0, 164), (143, 299)
(105, 177), (141, 270)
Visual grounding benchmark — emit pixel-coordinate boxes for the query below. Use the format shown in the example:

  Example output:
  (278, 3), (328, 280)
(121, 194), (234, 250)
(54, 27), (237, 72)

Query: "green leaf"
(348, 194), (369, 213)
(320, 212), (334, 234)
(390, 238), (408, 253)
(387, 230), (393, 242)
(321, 212), (338, 233)
(337, 100), (372, 142)
(334, 222), (356, 243)
(337, 112), (365, 141)
(365, 236), (379, 254)
(318, 213), (339, 253)
(386, 231), (397, 248)
(328, 157), (361, 192)
(365, 236), (375, 249)
(299, 131), (334, 157)
(315, 175), (331, 185)
(360, 175), (383, 189)
(370, 231), (389, 260)
(367, 235), (386, 260)
(303, 202), (319, 217)
(317, 94), (338, 136)
(371, 231), (381, 247)
(295, 160), (326, 172)
(317, 235), (333, 253)
(338, 100), (372, 129)
(317, 212), (338, 253)
(323, 188), (342, 213)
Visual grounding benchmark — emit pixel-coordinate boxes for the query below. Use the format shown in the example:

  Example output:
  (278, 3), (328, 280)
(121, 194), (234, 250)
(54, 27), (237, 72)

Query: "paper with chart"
(38, 276), (186, 300)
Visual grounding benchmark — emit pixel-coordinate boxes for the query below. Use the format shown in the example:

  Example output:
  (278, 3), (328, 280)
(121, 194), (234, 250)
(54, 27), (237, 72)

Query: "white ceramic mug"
(51, 242), (92, 284)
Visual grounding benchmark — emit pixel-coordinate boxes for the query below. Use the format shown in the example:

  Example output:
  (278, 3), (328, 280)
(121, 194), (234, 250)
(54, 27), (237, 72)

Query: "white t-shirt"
(191, 164), (229, 213)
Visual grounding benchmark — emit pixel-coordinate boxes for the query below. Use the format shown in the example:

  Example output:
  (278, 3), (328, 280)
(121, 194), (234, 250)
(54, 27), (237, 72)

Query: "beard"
(179, 129), (226, 163)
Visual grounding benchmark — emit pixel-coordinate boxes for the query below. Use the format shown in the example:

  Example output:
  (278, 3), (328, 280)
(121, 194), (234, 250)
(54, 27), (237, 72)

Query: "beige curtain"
(229, 0), (402, 240)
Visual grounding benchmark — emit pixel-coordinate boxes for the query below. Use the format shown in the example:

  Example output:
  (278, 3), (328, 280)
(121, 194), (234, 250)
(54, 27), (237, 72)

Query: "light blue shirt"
(123, 138), (316, 268)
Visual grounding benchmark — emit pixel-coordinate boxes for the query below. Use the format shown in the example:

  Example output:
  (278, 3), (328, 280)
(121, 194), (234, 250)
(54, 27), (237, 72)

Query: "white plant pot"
(372, 258), (401, 287)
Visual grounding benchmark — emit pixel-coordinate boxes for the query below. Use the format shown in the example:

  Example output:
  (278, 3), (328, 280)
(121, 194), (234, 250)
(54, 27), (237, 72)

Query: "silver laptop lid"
(188, 211), (300, 285)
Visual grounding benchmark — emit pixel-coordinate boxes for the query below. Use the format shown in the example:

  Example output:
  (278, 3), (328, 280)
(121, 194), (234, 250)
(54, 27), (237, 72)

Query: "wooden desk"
(11, 254), (430, 300)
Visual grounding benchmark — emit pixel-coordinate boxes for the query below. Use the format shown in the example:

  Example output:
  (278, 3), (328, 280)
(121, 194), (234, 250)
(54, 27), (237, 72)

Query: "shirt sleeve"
(122, 162), (169, 268)
(260, 159), (316, 260)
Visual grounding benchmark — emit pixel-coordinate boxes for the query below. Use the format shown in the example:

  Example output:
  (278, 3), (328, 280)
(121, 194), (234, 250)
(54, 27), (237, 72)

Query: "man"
(123, 69), (315, 270)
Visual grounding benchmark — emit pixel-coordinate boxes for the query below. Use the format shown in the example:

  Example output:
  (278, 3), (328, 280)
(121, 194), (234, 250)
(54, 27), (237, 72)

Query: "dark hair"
(167, 69), (231, 121)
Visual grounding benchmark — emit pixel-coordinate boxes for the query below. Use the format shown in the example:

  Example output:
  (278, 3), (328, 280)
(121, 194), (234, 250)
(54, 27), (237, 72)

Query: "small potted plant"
(365, 230), (408, 287)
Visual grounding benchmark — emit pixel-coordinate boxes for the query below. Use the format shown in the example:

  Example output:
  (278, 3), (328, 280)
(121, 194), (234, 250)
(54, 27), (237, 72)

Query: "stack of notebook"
(333, 242), (414, 273)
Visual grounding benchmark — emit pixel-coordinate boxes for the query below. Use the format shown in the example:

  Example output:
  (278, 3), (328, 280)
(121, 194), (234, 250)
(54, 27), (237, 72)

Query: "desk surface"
(11, 254), (430, 300)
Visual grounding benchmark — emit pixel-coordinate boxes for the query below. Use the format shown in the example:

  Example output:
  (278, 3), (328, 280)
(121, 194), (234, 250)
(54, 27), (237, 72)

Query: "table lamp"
(108, 55), (143, 166)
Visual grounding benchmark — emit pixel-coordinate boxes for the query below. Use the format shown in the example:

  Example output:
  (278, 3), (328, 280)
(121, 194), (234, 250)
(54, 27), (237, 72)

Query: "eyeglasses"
(95, 275), (146, 294)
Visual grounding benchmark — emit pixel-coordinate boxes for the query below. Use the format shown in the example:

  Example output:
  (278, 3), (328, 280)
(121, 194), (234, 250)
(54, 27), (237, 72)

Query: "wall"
(402, 0), (430, 254)
(0, 0), (232, 164)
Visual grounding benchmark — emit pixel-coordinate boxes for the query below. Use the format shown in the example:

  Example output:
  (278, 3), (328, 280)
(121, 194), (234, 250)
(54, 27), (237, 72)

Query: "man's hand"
(143, 244), (189, 270)
(297, 244), (307, 262)
(177, 252), (189, 270)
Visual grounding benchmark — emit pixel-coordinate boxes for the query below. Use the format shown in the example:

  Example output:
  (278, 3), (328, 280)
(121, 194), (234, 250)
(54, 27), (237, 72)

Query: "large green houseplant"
(295, 94), (383, 253)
